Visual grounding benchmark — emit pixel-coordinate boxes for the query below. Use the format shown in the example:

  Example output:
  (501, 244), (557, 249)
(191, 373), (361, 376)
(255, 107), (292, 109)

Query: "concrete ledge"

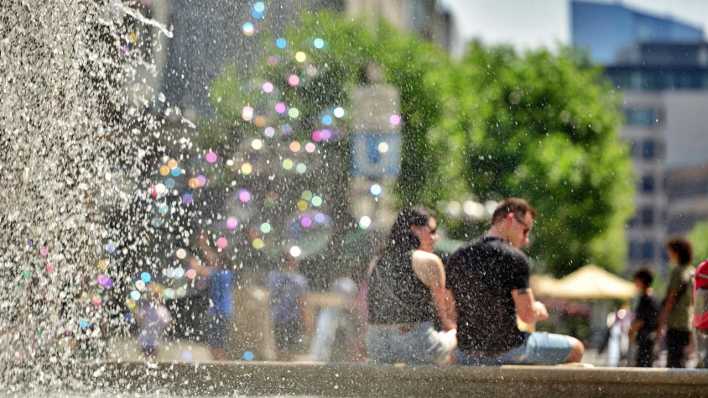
(77, 361), (708, 397)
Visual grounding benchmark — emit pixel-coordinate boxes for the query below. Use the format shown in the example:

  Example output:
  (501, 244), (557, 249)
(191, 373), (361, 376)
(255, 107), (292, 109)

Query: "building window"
(642, 140), (656, 160)
(642, 241), (655, 260)
(624, 107), (658, 127)
(629, 240), (642, 261)
(640, 207), (654, 226)
(641, 175), (655, 193)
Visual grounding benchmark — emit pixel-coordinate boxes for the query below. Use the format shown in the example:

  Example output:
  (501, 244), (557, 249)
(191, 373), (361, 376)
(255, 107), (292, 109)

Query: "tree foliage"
(198, 13), (449, 284)
(203, 13), (634, 278)
(429, 43), (634, 276)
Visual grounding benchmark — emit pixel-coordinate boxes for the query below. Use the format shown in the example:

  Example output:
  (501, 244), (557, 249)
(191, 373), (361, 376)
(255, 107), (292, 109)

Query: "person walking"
(447, 198), (584, 366)
(308, 276), (359, 362)
(189, 230), (236, 361)
(266, 253), (311, 359)
(657, 238), (695, 368)
(367, 207), (457, 365)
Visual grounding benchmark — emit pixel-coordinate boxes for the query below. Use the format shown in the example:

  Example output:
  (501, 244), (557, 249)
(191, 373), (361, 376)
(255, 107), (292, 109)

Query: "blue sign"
(351, 133), (401, 177)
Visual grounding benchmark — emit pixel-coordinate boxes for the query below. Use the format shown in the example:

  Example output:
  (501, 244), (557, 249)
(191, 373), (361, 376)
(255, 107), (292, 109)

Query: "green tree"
(429, 42), (635, 276)
(200, 13), (451, 284)
(689, 221), (708, 263)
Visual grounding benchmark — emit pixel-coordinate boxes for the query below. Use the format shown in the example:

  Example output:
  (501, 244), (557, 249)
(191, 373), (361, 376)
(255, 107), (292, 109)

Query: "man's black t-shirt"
(634, 293), (659, 341)
(446, 236), (530, 355)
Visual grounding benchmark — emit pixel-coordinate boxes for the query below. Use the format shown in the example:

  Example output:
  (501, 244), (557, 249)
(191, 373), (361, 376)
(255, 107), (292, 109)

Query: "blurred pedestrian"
(135, 287), (172, 359)
(629, 268), (660, 367)
(693, 259), (708, 368)
(266, 252), (311, 359)
(367, 207), (457, 365)
(447, 198), (584, 366)
(189, 230), (236, 360)
(308, 276), (359, 362)
(657, 238), (695, 368)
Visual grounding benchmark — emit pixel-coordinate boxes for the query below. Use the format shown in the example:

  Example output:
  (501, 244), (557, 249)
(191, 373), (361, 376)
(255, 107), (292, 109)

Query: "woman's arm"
(657, 290), (676, 333)
(412, 250), (457, 331)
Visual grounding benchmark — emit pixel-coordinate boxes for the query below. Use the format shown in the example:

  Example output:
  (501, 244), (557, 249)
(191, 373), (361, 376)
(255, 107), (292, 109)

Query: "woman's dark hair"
(383, 207), (433, 253)
(667, 238), (693, 266)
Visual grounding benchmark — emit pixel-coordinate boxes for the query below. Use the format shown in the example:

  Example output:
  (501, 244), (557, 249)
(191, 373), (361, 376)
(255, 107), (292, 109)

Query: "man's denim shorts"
(455, 332), (574, 366)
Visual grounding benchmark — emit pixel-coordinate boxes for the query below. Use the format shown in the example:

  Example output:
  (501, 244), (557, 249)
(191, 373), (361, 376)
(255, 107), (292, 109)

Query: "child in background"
(629, 268), (660, 367)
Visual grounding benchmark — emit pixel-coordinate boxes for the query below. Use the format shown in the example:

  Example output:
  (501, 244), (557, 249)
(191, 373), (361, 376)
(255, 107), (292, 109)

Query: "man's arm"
(412, 250), (457, 331)
(512, 288), (548, 324)
(188, 256), (212, 277)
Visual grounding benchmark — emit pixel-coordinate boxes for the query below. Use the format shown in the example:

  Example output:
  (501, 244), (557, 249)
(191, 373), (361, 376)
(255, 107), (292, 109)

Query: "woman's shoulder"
(411, 250), (443, 266)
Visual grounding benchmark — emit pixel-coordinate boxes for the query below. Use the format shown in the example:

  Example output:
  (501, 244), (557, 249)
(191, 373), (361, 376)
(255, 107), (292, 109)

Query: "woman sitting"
(367, 207), (457, 364)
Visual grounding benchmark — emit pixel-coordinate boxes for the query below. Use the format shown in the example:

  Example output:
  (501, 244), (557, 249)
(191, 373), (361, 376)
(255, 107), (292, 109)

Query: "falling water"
(0, 0), (157, 388)
(1, 0), (369, 395)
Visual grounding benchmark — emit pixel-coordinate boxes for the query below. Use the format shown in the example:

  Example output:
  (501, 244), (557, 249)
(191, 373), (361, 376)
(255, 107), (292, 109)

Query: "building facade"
(346, 0), (453, 50)
(572, 0), (703, 65)
(572, 0), (708, 275)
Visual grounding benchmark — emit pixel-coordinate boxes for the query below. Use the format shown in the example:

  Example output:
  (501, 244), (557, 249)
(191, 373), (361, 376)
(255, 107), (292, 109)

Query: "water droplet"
(227, 217), (239, 230)
(242, 22), (255, 36)
(311, 196), (323, 207)
(289, 246), (302, 258)
(242, 105), (255, 121)
(370, 183), (383, 196)
(262, 81), (274, 93)
(205, 150), (218, 164)
(260, 223), (272, 234)
(216, 237), (228, 249)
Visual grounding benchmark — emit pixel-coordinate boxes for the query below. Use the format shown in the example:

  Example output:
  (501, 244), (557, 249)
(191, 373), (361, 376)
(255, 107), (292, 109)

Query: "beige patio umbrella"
(550, 264), (637, 300)
(529, 274), (563, 297)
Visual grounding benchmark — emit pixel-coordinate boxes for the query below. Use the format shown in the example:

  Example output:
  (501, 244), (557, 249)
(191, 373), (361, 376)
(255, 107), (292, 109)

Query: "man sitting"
(446, 198), (584, 365)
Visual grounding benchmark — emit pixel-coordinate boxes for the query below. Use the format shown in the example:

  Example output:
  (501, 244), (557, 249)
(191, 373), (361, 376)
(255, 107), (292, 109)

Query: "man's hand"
(532, 301), (549, 321)
(512, 288), (547, 324)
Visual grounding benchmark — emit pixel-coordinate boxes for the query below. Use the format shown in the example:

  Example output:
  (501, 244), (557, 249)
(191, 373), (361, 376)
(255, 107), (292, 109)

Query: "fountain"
(1, 0), (359, 392)
(1, 0), (139, 378)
